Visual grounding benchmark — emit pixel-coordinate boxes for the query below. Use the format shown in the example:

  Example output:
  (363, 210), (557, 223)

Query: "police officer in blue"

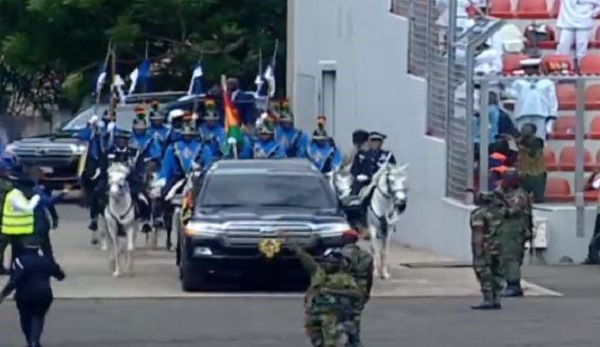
(100, 130), (152, 233)
(275, 102), (309, 158)
(252, 122), (286, 159)
(367, 131), (396, 170)
(165, 109), (186, 148)
(0, 235), (66, 347)
(307, 128), (343, 174)
(130, 118), (162, 166)
(200, 100), (226, 158)
(350, 131), (396, 196)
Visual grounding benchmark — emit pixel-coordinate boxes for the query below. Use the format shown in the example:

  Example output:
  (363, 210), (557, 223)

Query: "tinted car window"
(198, 173), (335, 209)
(61, 105), (138, 131)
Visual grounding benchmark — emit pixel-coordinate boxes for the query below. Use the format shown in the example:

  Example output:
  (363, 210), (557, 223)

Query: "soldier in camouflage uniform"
(280, 233), (362, 347)
(340, 229), (373, 347)
(497, 169), (533, 297)
(470, 191), (505, 310)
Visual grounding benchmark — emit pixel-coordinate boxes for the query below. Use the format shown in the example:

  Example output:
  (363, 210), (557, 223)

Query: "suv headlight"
(315, 223), (351, 237)
(185, 222), (223, 236)
(70, 144), (87, 155)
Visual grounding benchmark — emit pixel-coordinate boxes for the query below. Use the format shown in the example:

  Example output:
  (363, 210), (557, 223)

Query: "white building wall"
(290, 0), (476, 262)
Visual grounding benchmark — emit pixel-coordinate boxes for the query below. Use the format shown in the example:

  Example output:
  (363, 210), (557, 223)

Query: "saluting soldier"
(307, 129), (343, 174)
(252, 122), (286, 159)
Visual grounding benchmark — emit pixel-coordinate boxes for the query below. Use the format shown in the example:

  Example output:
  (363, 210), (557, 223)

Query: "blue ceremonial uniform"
(130, 132), (162, 165)
(159, 140), (213, 182)
(0, 247), (65, 347)
(252, 138), (286, 159)
(307, 141), (343, 173)
(148, 124), (170, 151)
(369, 149), (397, 172)
(200, 124), (226, 158)
(276, 126), (309, 158)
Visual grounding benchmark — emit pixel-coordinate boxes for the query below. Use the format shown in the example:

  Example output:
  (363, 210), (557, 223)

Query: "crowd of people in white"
(435, 0), (600, 140)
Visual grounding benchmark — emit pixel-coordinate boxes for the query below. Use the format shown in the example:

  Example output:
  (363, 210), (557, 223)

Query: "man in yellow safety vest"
(0, 168), (41, 272)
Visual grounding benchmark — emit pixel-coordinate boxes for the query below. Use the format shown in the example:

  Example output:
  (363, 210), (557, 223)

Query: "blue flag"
(187, 62), (203, 96)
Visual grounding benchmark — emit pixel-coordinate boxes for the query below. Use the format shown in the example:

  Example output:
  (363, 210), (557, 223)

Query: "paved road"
(0, 204), (584, 346)
(1, 297), (600, 347)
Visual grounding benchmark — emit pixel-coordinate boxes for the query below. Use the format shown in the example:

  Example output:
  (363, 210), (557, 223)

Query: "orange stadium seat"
(586, 85), (600, 109)
(516, 0), (550, 18)
(587, 116), (600, 139)
(544, 147), (558, 171)
(549, 115), (576, 140)
(541, 54), (574, 75)
(502, 53), (530, 73)
(551, 0), (561, 18)
(558, 146), (593, 171)
(545, 177), (573, 202)
(490, 0), (513, 18)
(524, 24), (557, 49)
(557, 83), (577, 109)
(580, 54), (600, 74)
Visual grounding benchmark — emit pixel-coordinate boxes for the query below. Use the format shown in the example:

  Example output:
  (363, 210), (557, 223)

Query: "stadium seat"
(556, 83), (577, 109)
(551, 0), (561, 18)
(580, 54), (600, 74)
(549, 115), (576, 140)
(489, 0), (513, 18)
(502, 53), (529, 73)
(558, 146), (593, 171)
(516, 0), (550, 18)
(524, 24), (556, 49)
(541, 54), (574, 75)
(587, 116), (600, 139)
(545, 177), (573, 202)
(544, 147), (558, 171)
(586, 85), (600, 109)
(584, 189), (597, 202)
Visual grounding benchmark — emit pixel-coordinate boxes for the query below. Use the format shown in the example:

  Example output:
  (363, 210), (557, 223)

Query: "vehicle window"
(61, 105), (138, 131)
(198, 173), (335, 209)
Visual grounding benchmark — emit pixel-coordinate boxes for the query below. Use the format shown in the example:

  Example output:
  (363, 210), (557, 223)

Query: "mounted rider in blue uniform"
(350, 131), (396, 196)
(200, 99), (226, 159)
(252, 122), (286, 159)
(99, 130), (152, 234)
(130, 118), (162, 168)
(275, 100), (309, 158)
(307, 128), (343, 174)
(147, 111), (170, 155)
(164, 109), (186, 148)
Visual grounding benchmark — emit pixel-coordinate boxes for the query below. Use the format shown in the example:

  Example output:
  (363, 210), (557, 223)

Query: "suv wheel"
(180, 249), (209, 292)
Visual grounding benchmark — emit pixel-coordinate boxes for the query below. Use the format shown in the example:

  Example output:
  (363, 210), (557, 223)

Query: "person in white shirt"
(556, 0), (600, 62)
(504, 59), (558, 139)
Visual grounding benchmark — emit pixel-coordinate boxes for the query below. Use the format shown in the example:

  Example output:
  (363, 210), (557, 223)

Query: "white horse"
(325, 167), (353, 202)
(359, 163), (408, 279)
(105, 163), (138, 277)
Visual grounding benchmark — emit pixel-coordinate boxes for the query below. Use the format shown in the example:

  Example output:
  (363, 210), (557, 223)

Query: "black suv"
(178, 159), (350, 291)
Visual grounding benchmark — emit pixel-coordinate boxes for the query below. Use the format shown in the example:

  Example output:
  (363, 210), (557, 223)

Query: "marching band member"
(275, 100), (309, 158)
(252, 122), (286, 159)
(307, 128), (342, 174)
(200, 99), (226, 158)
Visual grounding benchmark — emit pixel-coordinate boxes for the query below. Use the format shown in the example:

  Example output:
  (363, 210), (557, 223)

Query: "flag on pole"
(255, 64), (275, 98)
(128, 59), (151, 95)
(112, 75), (126, 105)
(188, 62), (203, 95)
(222, 75), (243, 145)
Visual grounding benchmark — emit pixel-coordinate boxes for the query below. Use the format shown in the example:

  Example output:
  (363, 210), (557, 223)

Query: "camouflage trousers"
(340, 308), (363, 347)
(304, 312), (342, 347)
(500, 229), (525, 283)
(473, 253), (504, 298)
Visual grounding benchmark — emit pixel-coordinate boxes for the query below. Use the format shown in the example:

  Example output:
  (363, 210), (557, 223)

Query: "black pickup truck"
(177, 159), (351, 291)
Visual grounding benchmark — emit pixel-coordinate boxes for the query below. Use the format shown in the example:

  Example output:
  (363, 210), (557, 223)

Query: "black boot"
(88, 219), (98, 231)
(502, 281), (524, 297)
(492, 292), (502, 309)
(471, 292), (498, 310)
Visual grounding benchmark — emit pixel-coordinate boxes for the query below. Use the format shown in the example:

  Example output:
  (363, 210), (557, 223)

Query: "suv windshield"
(198, 173), (335, 209)
(61, 105), (139, 131)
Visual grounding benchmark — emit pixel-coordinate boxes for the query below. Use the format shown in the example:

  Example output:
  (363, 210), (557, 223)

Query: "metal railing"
(476, 75), (598, 239)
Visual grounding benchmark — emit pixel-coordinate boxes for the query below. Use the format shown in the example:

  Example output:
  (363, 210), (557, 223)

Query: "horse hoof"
(381, 271), (390, 280)
(101, 244), (108, 251)
(112, 272), (120, 278)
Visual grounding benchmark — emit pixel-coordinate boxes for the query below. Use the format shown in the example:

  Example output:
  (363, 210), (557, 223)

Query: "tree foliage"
(0, 0), (286, 115)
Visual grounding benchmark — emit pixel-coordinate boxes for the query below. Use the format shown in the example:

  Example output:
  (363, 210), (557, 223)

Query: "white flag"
(128, 68), (139, 95)
(187, 64), (203, 95)
(112, 75), (126, 105)
(96, 72), (106, 94)
(264, 65), (275, 98)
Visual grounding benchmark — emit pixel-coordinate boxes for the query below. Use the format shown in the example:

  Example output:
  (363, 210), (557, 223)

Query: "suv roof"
(208, 159), (319, 174)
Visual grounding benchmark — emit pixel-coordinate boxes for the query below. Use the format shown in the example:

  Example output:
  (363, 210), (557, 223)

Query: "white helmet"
(168, 109), (185, 122)
(88, 115), (99, 125)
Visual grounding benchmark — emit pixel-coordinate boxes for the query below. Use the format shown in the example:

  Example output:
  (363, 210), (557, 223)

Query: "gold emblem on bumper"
(259, 238), (281, 259)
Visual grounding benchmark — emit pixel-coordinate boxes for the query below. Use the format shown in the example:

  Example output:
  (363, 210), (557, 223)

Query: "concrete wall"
(290, 0), (477, 262)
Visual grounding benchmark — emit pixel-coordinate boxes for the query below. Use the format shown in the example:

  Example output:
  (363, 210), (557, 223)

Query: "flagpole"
(265, 39), (279, 111)
(143, 40), (149, 95)
(95, 41), (112, 112)
(109, 44), (117, 121)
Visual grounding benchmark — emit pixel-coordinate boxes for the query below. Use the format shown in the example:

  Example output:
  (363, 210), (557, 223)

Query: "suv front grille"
(224, 222), (313, 247)
(14, 145), (75, 163)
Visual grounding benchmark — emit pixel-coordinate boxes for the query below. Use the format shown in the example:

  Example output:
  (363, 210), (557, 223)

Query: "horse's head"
(326, 166), (353, 200)
(377, 163), (408, 214)
(108, 163), (130, 196)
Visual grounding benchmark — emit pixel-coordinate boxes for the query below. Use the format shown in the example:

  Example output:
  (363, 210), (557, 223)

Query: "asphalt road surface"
(0, 204), (598, 346)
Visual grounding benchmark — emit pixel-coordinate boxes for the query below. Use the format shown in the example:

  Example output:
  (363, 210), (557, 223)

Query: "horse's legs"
(380, 228), (392, 279)
(126, 224), (136, 275)
(367, 222), (380, 278)
(99, 215), (108, 251)
(108, 220), (121, 278)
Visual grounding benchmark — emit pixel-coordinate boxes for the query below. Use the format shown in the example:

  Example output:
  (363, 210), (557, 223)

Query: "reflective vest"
(1, 189), (34, 235)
